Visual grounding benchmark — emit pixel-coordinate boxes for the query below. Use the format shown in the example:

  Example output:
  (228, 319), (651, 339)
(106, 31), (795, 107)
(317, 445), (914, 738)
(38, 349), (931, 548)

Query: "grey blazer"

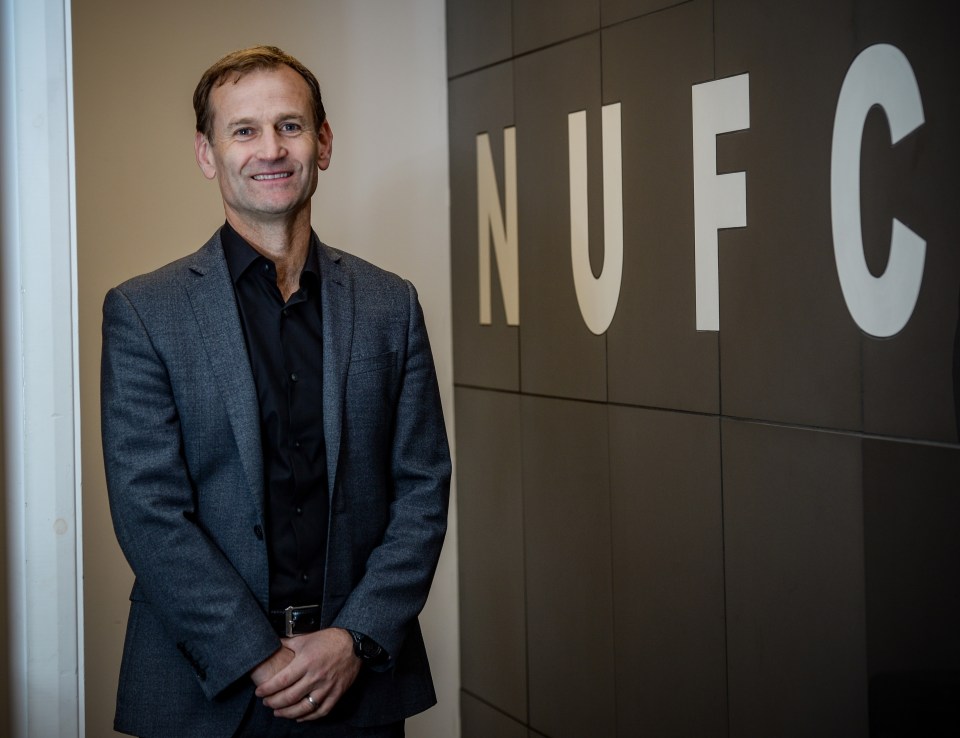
(101, 230), (451, 738)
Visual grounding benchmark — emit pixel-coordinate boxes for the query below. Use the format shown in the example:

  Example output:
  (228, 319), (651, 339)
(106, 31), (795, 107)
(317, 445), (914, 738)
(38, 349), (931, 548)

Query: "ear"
(317, 119), (333, 171)
(194, 131), (218, 180)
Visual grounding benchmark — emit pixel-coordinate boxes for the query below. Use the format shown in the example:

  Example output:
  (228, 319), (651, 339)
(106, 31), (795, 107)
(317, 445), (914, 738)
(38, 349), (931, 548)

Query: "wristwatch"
(347, 629), (387, 665)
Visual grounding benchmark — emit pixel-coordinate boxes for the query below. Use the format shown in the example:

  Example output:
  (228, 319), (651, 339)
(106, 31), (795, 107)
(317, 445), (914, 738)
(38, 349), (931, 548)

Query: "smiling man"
(100, 46), (450, 738)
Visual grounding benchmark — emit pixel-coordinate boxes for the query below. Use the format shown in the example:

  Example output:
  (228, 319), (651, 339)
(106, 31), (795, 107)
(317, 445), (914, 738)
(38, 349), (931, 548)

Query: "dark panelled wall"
(447, 1), (959, 736)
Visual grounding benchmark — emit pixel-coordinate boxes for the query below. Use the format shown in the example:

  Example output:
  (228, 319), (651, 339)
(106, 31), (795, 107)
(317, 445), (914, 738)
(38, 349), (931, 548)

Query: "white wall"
(3, 0), (81, 735)
(73, 2), (457, 736)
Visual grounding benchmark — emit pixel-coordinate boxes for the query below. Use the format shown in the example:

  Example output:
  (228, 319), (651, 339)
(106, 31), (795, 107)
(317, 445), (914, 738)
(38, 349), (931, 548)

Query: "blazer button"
(253, 524), (264, 540)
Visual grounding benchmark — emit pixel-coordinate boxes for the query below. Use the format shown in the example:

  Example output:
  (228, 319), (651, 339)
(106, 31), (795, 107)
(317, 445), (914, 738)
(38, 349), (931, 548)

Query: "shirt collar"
(220, 221), (321, 285)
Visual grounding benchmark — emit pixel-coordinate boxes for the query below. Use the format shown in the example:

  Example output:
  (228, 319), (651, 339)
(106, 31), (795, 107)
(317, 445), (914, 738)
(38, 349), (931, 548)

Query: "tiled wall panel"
(714, 0), (863, 430)
(603, 0), (719, 413)
(863, 439), (960, 733)
(449, 62), (520, 391)
(521, 396), (614, 738)
(515, 37), (607, 401)
(856, 2), (960, 443)
(722, 420), (868, 737)
(609, 406), (726, 735)
(455, 388), (526, 721)
(450, 1), (959, 735)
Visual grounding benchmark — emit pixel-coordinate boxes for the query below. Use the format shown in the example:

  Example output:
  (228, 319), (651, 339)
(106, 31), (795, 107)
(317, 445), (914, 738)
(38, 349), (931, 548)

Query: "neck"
(226, 208), (312, 301)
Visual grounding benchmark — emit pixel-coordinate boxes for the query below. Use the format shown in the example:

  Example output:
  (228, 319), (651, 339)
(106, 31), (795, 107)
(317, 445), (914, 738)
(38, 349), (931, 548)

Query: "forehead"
(209, 65), (313, 128)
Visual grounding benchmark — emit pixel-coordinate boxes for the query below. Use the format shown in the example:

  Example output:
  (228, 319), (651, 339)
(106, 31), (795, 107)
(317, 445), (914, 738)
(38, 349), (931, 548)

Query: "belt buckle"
(283, 604), (319, 637)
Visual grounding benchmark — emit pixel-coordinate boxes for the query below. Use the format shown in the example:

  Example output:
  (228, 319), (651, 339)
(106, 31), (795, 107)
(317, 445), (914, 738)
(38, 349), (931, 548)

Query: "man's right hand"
(255, 627), (361, 721)
(250, 646), (295, 687)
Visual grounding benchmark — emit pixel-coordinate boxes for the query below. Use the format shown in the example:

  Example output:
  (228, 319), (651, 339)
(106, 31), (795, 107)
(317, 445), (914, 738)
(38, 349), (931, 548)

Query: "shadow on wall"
(866, 289), (960, 736)
(955, 288), (960, 440)
(869, 670), (960, 736)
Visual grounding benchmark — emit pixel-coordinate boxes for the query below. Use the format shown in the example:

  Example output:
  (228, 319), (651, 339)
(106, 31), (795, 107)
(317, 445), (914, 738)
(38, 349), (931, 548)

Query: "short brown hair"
(193, 45), (326, 138)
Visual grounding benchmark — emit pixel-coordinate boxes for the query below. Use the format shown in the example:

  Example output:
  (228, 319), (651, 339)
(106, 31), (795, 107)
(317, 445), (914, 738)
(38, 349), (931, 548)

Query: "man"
(101, 46), (450, 738)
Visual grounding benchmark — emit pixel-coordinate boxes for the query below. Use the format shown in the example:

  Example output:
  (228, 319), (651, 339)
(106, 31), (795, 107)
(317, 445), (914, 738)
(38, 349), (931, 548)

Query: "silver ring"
(304, 694), (319, 710)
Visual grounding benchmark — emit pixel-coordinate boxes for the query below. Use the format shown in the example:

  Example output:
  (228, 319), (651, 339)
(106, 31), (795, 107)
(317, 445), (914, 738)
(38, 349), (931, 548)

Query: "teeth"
(253, 173), (291, 180)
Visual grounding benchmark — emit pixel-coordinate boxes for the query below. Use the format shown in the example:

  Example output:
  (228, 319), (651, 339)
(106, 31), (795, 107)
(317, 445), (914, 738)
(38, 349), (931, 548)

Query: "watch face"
(352, 632), (384, 661)
(361, 638), (380, 658)
(350, 631), (380, 661)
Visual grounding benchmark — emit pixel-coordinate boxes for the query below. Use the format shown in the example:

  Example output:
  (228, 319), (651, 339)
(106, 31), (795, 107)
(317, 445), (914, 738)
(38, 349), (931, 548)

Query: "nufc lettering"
(475, 43), (925, 338)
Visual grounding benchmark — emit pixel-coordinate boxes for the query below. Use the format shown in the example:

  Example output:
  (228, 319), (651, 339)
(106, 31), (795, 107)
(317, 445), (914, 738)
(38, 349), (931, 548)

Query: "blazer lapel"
(182, 233), (264, 506)
(319, 240), (354, 502)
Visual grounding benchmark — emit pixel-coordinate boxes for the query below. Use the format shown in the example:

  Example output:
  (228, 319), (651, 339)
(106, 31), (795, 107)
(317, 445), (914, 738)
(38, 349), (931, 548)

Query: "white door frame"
(1, 0), (83, 735)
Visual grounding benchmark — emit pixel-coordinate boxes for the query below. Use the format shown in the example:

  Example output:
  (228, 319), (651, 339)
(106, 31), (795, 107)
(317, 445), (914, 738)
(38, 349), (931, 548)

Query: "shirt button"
(282, 308), (288, 317)
(253, 525), (264, 540)
(301, 573), (309, 582)
(290, 372), (299, 382)
(295, 507), (303, 515)
(294, 440), (301, 449)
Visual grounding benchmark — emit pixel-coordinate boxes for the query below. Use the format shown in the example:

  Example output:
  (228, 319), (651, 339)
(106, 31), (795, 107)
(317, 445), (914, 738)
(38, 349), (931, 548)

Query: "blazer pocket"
(348, 351), (396, 376)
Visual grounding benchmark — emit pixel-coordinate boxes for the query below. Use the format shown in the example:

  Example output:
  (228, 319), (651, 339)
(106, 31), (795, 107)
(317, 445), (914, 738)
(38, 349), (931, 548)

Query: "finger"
(265, 677), (319, 711)
(263, 681), (319, 717)
(271, 686), (321, 719)
(255, 661), (304, 699)
(297, 689), (341, 722)
(277, 693), (323, 721)
(297, 657), (361, 720)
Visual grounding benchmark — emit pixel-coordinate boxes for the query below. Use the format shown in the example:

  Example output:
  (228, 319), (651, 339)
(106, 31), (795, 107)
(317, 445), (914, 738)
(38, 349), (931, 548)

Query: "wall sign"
(476, 43), (925, 338)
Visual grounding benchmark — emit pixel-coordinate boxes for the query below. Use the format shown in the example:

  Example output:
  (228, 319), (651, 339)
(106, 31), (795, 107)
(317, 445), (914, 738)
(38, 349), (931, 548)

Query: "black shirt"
(221, 222), (328, 610)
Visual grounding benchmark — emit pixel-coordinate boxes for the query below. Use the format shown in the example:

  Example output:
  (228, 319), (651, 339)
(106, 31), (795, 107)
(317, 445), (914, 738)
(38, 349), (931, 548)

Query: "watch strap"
(347, 629), (387, 664)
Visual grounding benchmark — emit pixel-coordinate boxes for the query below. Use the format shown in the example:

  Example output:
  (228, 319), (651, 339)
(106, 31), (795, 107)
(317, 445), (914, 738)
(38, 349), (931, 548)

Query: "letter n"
(476, 128), (519, 326)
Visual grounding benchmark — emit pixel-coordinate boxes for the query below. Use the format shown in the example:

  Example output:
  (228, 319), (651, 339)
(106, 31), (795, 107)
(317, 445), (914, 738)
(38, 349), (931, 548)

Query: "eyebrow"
(224, 112), (309, 130)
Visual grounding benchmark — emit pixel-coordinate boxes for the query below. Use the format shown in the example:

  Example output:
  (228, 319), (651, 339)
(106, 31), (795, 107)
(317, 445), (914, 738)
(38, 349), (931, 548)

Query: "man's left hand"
(255, 627), (361, 722)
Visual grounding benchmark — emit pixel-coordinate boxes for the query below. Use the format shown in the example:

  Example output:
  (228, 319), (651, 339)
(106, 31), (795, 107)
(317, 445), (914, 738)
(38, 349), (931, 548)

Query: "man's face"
(194, 65), (332, 228)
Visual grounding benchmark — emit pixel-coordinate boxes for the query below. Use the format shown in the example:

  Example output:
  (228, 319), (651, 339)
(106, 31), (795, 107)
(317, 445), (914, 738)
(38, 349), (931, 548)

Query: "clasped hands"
(250, 627), (361, 722)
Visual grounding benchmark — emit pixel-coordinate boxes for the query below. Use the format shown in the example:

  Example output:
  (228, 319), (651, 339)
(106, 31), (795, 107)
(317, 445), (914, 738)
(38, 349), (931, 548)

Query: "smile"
(252, 172), (292, 181)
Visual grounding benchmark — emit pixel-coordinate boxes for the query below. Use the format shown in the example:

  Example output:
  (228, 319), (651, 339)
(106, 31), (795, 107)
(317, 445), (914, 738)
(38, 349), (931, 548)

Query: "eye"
(233, 127), (255, 138)
(279, 122), (302, 134)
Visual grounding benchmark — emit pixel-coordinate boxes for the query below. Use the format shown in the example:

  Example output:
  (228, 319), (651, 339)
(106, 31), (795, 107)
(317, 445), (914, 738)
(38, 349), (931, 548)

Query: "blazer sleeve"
(331, 280), (451, 658)
(101, 285), (279, 699)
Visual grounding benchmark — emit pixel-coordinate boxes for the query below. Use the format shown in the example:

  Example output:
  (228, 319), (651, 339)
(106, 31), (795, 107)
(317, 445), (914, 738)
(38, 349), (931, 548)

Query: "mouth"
(252, 172), (292, 181)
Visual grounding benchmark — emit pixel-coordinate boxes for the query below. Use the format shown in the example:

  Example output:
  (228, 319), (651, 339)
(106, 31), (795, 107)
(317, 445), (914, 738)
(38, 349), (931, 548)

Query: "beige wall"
(0, 427), (8, 736)
(73, 1), (456, 736)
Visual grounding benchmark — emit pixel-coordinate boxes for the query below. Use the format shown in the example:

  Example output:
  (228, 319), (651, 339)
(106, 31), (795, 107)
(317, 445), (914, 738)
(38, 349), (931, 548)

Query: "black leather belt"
(268, 604), (321, 637)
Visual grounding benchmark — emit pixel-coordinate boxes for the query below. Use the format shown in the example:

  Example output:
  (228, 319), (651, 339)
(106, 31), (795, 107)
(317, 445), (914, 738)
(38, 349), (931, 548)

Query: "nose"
(257, 128), (287, 161)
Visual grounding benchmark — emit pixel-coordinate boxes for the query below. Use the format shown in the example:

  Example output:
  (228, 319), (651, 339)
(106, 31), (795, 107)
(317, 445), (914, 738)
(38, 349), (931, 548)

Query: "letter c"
(831, 43), (925, 338)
